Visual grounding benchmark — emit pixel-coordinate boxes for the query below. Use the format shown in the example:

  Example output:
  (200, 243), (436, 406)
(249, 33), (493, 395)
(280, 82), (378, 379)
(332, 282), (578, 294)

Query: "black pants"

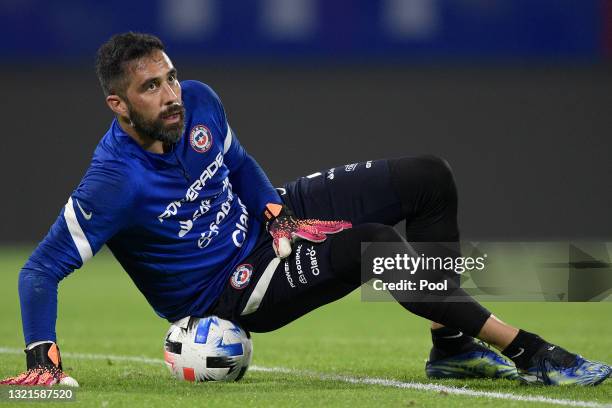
(210, 157), (491, 337)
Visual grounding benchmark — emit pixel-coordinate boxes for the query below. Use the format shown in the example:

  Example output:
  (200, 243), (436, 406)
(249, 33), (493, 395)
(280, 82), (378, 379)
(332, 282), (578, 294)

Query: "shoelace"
(538, 356), (554, 384)
(474, 339), (494, 359)
(536, 352), (577, 385)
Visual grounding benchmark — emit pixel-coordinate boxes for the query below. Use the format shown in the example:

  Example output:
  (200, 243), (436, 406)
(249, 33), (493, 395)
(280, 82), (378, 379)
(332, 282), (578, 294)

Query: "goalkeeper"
(2, 32), (610, 387)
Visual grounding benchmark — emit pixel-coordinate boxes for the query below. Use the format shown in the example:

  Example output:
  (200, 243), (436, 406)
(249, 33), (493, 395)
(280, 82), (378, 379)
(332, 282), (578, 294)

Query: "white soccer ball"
(163, 316), (252, 382)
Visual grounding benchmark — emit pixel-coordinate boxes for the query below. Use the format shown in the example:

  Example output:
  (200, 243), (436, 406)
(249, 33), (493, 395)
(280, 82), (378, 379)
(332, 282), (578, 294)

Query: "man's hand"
(263, 203), (352, 258)
(0, 342), (78, 387)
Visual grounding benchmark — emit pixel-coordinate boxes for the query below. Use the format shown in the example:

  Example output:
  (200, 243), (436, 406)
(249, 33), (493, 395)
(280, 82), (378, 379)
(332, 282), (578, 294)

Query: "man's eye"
(168, 75), (176, 82)
(148, 82), (157, 91)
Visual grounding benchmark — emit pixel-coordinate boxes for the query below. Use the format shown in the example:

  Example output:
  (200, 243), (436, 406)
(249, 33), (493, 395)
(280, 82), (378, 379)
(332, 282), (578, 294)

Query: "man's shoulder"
(181, 80), (226, 134)
(80, 128), (140, 197)
(76, 156), (139, 208)
(181, 80), (223, 110)
(181, 80), (218, 98)
(92, 122), (141, 170)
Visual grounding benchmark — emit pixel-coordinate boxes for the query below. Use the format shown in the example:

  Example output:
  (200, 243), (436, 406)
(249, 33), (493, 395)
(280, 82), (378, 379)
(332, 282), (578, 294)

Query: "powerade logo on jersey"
(190, 124), (213, 153)
(230, 264), (253, 290)
(158, 152), (224, 222)
(179, 180), (229, 238)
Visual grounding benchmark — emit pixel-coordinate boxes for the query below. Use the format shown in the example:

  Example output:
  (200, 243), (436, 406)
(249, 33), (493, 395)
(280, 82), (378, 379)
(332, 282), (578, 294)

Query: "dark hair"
(95, 32), (165, 97)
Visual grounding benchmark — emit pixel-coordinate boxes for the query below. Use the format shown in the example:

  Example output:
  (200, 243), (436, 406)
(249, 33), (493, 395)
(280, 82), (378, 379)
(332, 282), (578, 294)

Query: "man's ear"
(106, 94), (128, 117)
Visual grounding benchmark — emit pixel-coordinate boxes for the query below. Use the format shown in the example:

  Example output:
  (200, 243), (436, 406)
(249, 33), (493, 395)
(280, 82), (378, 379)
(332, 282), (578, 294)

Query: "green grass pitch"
(0, 247), (610, 407)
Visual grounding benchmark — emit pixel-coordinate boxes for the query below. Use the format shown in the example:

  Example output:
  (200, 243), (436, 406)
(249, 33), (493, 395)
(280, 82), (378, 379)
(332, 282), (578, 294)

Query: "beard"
(127, 102), (185, 145)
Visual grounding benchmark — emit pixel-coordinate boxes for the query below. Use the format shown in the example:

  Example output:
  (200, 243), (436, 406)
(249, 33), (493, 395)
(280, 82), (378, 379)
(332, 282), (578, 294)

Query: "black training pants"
(210, 157), (491, 336)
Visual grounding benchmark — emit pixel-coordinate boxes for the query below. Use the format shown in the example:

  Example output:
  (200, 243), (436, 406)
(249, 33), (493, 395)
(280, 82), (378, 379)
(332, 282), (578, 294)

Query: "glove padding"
(263, 203), (352, 258)
(0, 342), (78, 387)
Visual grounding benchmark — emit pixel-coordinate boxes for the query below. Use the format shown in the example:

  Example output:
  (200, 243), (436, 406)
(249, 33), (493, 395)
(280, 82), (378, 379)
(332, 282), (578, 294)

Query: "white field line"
(0, 347), (609, 408)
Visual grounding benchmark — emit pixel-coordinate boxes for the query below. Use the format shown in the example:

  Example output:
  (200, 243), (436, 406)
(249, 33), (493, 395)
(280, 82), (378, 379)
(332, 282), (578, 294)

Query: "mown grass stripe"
(0, 347), (608, 408)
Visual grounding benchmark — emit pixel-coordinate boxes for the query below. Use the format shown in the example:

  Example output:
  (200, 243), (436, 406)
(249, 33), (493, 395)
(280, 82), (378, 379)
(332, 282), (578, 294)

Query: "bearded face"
(127, 100), (185, 145)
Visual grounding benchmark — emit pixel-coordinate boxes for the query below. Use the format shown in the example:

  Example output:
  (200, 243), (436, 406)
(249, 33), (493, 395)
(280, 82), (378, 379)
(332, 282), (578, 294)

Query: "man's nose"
(162, 82), (179, 104)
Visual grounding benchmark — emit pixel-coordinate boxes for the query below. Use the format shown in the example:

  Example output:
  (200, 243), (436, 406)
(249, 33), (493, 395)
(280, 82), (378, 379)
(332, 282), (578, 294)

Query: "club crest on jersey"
(189, 125), (213, 153)
(230, 264), (253, 290)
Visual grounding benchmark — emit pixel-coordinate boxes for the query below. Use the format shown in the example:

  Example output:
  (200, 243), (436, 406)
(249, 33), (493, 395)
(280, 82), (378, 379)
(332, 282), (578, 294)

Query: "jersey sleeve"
(19, 161), (137, 344)
(222, 127), (282, 218)
(183, 80), (282, 218)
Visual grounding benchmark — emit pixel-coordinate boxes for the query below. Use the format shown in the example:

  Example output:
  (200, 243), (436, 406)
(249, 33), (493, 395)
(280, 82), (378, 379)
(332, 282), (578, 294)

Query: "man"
(1, 32), (610, 387)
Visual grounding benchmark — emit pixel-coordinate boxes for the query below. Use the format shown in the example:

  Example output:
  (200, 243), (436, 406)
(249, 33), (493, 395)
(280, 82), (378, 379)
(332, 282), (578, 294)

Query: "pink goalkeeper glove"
(263, 203), (352, 258)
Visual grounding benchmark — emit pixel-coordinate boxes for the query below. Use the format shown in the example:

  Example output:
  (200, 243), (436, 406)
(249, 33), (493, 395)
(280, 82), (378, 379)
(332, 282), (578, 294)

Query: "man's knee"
(390, 154), (456, 195)
(388, 155), (458, 217)
(419, 155), (455, 190)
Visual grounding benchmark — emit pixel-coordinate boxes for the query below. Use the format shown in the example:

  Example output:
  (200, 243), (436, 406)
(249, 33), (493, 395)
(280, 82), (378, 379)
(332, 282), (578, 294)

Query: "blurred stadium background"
(1, 0), (610, 242)
(0, 2), (611, 405)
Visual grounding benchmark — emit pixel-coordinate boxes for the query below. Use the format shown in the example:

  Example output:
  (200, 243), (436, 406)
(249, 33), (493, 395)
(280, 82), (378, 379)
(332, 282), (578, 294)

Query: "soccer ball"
(163, 315), (253, 382)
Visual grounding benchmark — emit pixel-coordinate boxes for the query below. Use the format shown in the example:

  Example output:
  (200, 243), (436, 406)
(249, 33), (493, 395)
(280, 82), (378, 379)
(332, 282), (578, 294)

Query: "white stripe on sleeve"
(223, 123), (233, 154)
(64, 197), (93, 263)
(241, 257), (280, 316)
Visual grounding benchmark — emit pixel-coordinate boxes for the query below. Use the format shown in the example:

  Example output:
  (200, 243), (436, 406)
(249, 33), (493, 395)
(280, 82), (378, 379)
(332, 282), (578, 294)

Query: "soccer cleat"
(0, 342), (78, 387)
(426, 341), (519, 379)
(518, 344), (611, 386)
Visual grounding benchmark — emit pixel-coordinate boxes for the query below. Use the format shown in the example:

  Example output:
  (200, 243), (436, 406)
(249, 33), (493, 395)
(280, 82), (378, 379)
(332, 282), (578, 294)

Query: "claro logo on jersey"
(190, 124), (213, 153)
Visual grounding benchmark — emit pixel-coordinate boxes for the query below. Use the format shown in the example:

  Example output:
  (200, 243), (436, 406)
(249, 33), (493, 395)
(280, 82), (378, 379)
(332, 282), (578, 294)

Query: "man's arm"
(192, 80), (351, 258)
(223, 126), (282, 217)
(184, 80), (282, 216)
(19, 199), (96, 346)
(2, 164), (136, 386)
(223, 126), (350, 257)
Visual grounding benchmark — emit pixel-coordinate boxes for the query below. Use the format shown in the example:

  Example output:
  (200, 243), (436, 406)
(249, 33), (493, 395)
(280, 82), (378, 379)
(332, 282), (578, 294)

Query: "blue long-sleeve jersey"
(19, 80), (281, 345)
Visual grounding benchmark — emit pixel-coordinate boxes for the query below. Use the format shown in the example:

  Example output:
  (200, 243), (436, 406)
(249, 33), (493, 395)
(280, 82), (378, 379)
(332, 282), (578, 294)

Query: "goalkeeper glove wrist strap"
(25, 342), (62, 370)
(263, 203), (292, 229)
